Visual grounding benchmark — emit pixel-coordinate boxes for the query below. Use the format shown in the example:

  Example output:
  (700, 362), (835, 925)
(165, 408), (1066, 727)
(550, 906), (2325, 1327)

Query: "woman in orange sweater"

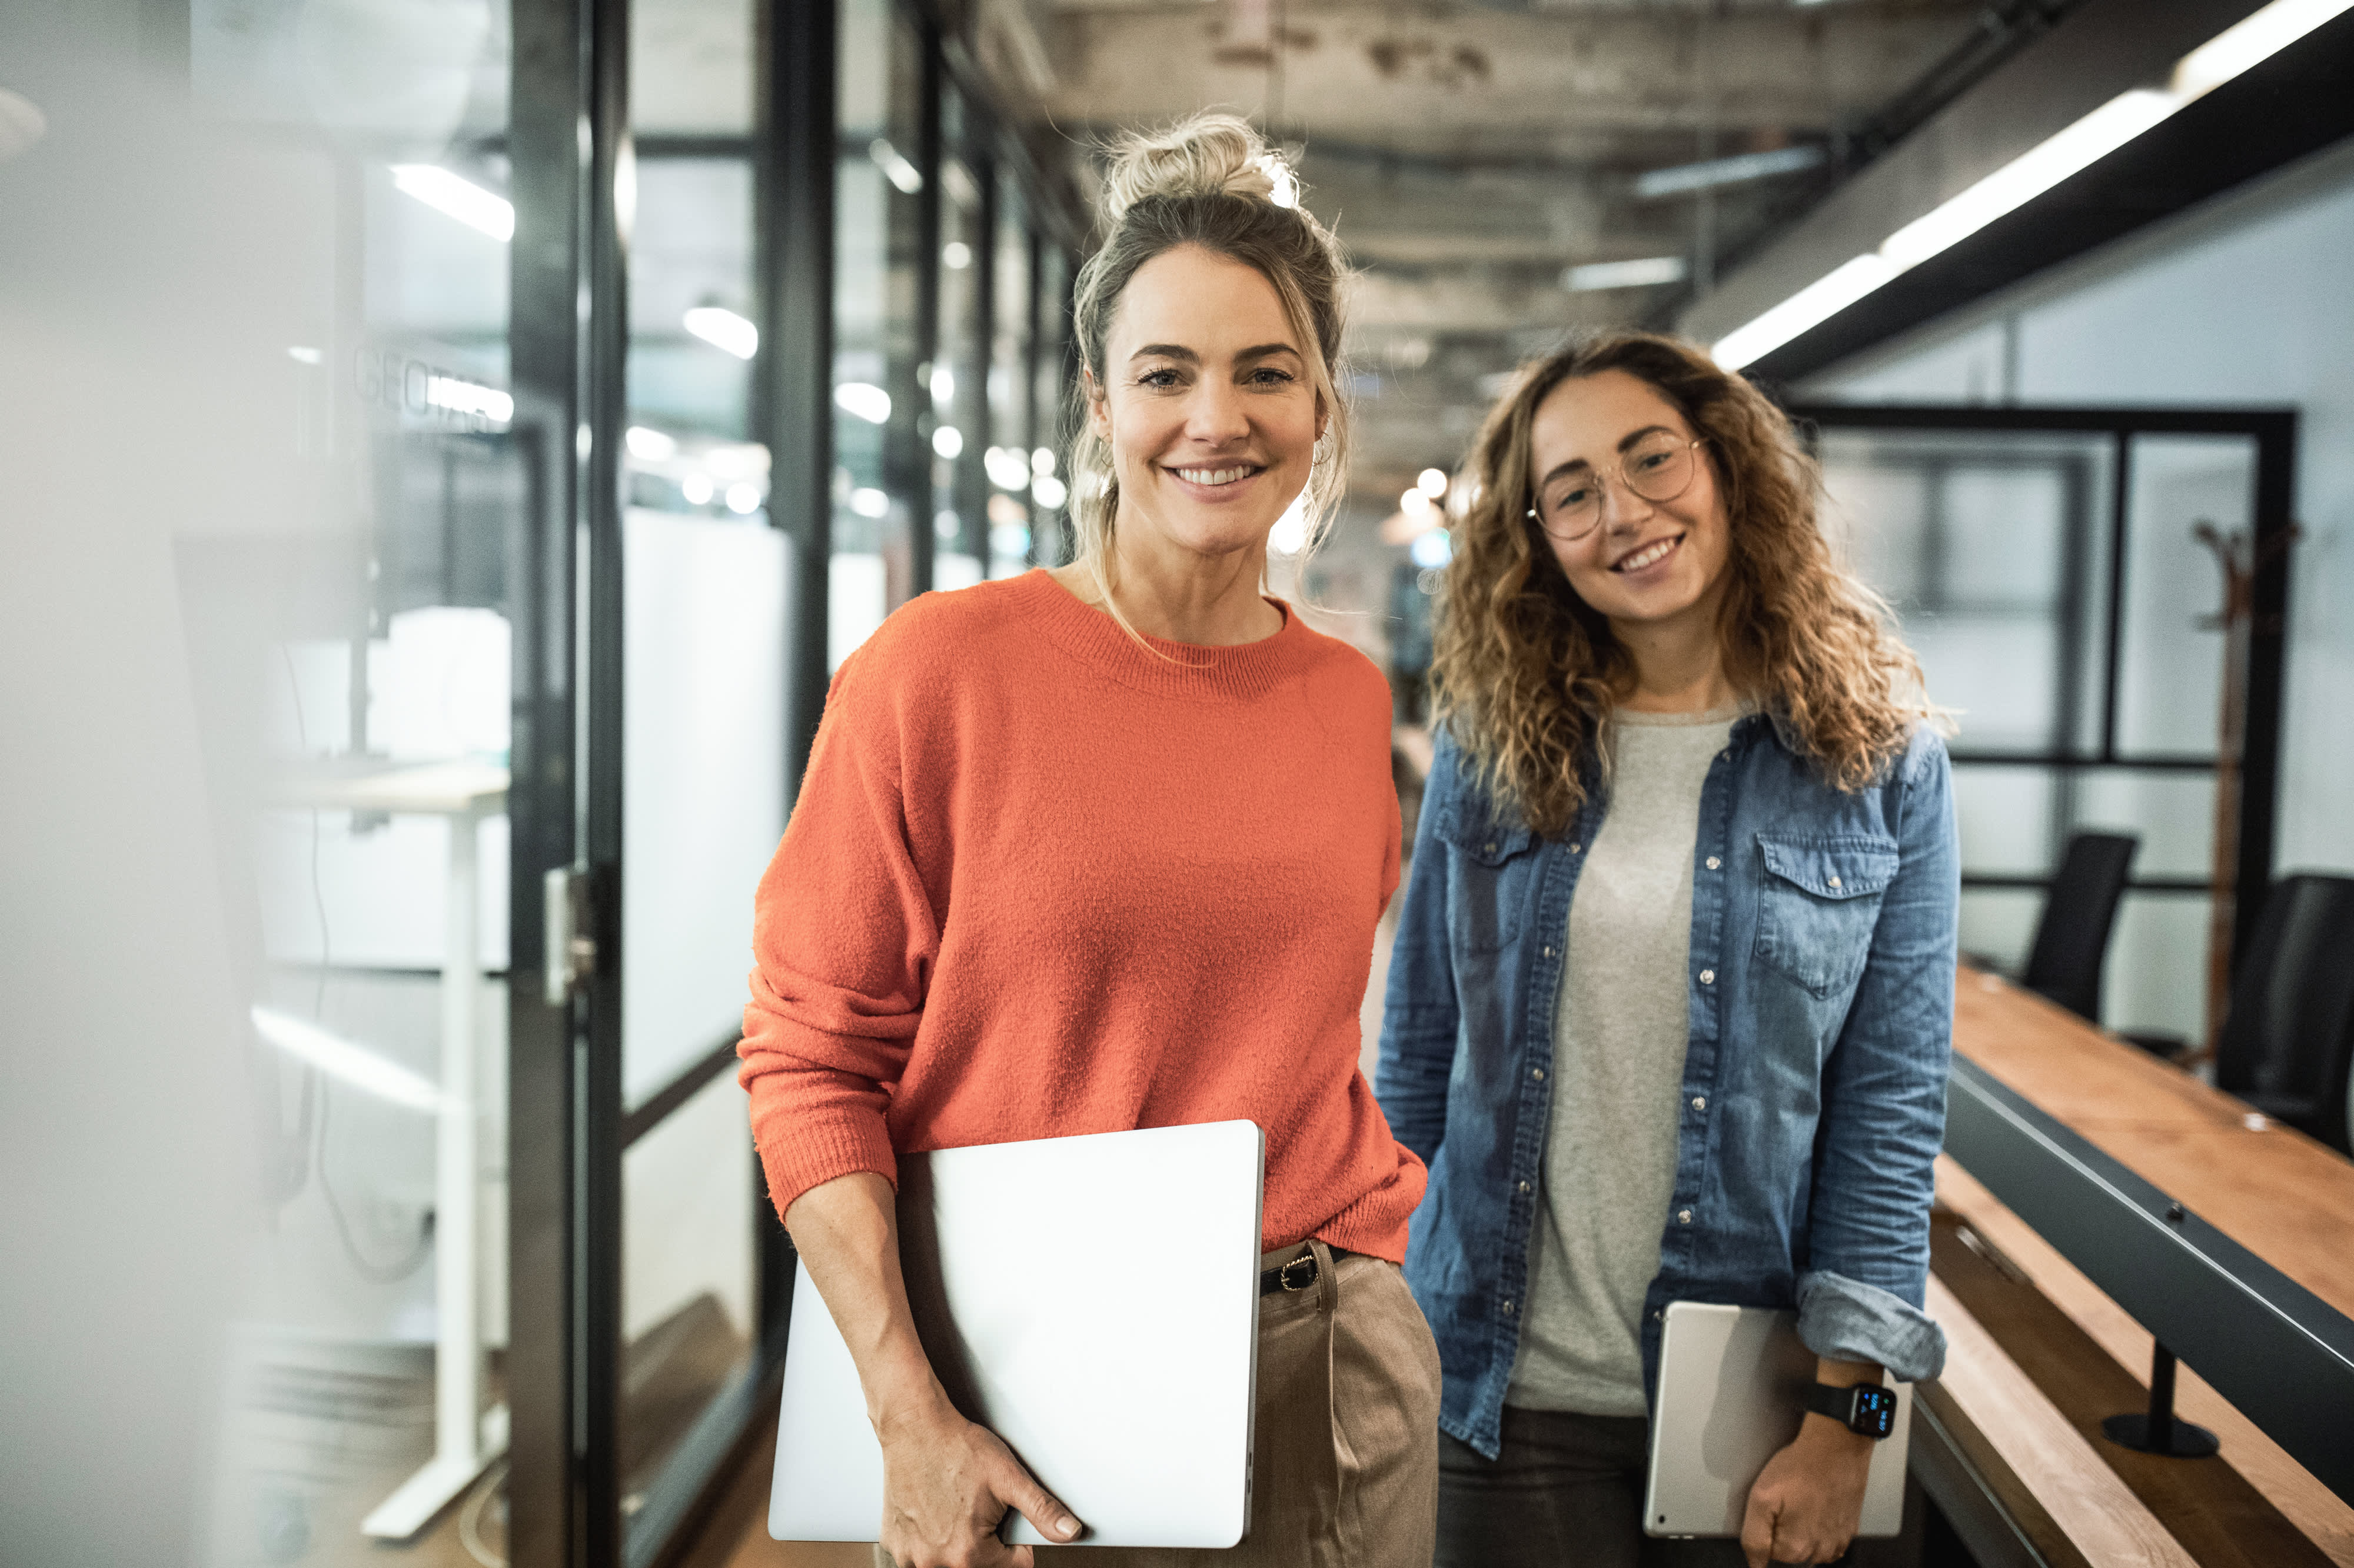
(738, 114), (1439, 1568)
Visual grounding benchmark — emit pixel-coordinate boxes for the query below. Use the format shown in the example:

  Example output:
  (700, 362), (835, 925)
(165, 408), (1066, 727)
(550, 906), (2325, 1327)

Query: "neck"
(1612, 601), (1737, 715)
(1050, 521), (1283, 646)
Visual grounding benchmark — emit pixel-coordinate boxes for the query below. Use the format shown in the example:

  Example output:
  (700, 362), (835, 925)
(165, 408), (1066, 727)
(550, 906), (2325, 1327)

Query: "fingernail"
(1057, 1517), (1078, 1538)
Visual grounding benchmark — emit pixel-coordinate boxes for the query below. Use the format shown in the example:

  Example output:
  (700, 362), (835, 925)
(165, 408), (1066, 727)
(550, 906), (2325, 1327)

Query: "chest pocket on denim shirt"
(1437, 805), (1541, 956)
(1754, 833), (1900, 997)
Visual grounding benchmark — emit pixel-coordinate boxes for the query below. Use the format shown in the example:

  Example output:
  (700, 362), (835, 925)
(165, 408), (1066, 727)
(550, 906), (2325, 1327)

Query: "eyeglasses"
(1525, 437), (1705, 542)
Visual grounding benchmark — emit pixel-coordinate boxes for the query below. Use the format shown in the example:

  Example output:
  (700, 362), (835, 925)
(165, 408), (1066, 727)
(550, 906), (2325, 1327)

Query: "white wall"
(1806, 134), (2354, 1031)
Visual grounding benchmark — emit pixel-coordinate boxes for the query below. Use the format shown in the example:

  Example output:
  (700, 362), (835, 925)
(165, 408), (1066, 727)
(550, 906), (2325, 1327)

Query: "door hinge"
(544, 865), (597, 1006)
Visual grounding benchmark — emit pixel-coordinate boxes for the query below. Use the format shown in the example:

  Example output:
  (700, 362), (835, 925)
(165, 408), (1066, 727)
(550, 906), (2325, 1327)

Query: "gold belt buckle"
(1278, 1251), (1318, 1292)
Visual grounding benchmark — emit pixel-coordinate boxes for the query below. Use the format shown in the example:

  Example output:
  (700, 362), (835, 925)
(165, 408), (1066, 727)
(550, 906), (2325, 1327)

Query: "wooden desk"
(1939, 967), (2354, 1566)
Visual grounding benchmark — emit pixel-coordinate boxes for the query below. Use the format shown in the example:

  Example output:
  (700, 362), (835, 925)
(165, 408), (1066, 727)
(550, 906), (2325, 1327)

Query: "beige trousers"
(877, 1240), (1441, 1567)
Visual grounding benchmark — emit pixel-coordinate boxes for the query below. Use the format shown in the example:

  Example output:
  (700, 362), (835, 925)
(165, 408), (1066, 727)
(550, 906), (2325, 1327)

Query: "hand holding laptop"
(784, 1170), (1083, 1566)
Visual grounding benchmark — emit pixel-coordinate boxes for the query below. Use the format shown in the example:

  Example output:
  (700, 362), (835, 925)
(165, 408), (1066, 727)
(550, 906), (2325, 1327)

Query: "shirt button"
(1502, 1299), (1516, 1316)
(1705, 856), (1721, 871)
(1485, 840), (1497, 854)
(1543, 945), (1556, 958)
(1570, 842), (1582, 854)
(1519, 1179), (1532, 1194)
(1699, 968), (1715, 985)
(1691, 1096), (1707, 1111)
(1678, 1209), (1694, 1224)
(1531, 1067), (1545, 1081)
(1828, 874), (1842, 888)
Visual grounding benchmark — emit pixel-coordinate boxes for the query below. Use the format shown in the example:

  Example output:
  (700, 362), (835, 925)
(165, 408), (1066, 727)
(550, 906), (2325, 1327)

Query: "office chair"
(2020, 831), (2140, 1025)
(2213, 874), (2354, 1156)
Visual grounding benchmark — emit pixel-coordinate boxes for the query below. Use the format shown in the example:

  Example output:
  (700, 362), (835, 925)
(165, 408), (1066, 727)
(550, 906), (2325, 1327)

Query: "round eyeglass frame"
(1525, 437), (1707, 542)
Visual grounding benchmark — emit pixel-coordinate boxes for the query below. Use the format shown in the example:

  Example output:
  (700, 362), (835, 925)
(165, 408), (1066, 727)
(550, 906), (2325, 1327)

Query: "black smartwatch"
(1805, 1380), (1897, 1439)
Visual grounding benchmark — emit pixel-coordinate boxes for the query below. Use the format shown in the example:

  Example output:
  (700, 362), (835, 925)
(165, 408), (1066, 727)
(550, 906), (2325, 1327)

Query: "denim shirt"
(1377, 713), (1957, 1459)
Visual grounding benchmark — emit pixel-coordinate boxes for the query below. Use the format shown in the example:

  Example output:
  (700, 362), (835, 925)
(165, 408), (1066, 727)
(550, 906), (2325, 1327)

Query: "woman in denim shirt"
(1379, 332), (1957, 1568)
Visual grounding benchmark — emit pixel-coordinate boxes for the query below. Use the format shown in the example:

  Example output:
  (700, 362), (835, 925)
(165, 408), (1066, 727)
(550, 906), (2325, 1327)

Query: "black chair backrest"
(2023, 831), (2140, 1024)
(2215, 874), (2354, 1149)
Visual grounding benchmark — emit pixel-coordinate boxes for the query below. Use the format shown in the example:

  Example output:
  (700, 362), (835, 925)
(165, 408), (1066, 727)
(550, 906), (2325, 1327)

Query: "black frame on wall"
(1788, 402), (2298, 972)
(504, 3), (1080, 1565)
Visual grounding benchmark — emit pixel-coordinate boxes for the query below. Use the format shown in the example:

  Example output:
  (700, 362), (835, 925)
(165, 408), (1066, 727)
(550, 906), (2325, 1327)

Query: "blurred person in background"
(1379, 331), (1957, 1567)
(739, 113), (1440, 1568)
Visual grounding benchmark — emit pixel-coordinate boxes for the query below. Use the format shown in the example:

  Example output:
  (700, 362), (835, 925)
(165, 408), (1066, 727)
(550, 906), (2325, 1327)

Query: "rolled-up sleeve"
(738, 651), (938, 1220)
(1797, 729), (1958, 1383)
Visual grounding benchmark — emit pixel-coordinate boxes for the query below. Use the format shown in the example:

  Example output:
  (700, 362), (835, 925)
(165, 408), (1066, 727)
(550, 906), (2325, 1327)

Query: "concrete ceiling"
(968, 0), (1996, 496)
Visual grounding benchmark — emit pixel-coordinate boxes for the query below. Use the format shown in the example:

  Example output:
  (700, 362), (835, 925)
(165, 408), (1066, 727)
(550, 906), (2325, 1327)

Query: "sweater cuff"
(1796, 1269), (1947, 1383)
(753, 1110), (899, 1224)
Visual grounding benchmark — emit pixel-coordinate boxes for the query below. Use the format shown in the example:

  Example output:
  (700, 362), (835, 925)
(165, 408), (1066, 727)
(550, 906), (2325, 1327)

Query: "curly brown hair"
(1429, 329), (1934, 838)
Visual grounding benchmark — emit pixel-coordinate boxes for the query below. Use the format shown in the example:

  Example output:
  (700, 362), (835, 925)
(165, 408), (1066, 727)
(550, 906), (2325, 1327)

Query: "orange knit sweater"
(739, 570), (1426, 1261)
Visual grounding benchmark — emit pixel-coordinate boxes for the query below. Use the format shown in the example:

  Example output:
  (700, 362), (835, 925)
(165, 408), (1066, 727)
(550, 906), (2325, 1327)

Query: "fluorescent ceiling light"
(930, 365), (956, 404)
(1711, 255), (1894, 371)
(252, 1006), (441, 1114)
(942, 240), (972, 270)
(684, 305), (759, 359)
(869, 137), (924, 195)
(726, 482), (762, 515)
(683, 474), (714, 505)
(626, 425), (677, 462)
(287, 345), (323, 365)
(1030, 474), (1068, 510)
(1635, 145), (1824, 200)
(391, 164), (514, 241)
(1031, 447), (1056, 477)
(1877, 89), (2176, 270)
(932, 425), (964, 460)
(834, 382), (892, 425)
(1418, 467), (1451, 498)
(1400, 488), (1435, 520)
(1712, 0), (2354, 370)
(1564, 256), (1688, 292)
(850, 487), (890, 518)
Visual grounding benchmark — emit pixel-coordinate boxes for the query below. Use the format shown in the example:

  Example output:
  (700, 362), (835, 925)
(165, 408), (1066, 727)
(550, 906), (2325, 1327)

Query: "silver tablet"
(769, 1120), (1265, 1548)
(1644, 1301), (1911, 1539)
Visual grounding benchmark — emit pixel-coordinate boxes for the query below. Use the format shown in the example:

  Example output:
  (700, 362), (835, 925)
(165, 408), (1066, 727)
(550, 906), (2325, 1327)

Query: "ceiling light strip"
(1713, 0), (2354, 370)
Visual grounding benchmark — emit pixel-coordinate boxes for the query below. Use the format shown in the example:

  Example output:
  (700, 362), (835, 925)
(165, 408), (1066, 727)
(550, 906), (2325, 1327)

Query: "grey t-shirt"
(1506, 704), (1742, 1416)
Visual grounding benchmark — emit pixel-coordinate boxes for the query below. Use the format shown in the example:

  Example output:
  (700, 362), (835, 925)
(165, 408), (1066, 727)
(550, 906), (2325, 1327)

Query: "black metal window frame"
(1788, 403), (2296, 967)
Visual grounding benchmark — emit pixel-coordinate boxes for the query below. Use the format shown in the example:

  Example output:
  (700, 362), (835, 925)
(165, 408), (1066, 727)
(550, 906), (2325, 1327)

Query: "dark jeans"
(1435, 1406), (1750, 1568)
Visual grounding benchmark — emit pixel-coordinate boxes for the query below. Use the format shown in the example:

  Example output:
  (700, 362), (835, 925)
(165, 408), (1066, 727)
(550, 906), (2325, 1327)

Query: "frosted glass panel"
(1818, 429), (2110, 755)
(2116, 435), (2252, 757)
(623, 510), (789, 1106)
(2074, 770), (2217, 881)
(1951, 768), (2054, 877)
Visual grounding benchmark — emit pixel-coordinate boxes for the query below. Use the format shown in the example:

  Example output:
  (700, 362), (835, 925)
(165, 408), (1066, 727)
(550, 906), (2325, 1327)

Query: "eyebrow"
(1126, 342), (1304, 365)
(1534, 424), (1678, 490)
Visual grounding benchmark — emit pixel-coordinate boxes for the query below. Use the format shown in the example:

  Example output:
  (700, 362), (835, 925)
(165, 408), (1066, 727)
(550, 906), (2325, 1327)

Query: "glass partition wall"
(1805, 406), (2295, 1050)
(181, 1), (526, 1563)
(188, 0), (1076, 1565)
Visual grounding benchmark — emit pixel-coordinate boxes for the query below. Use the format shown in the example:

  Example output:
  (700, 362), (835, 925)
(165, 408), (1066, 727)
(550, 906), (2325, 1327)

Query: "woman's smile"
(1610, 532), (1685, 575)
(1166, 461), (1266, 494)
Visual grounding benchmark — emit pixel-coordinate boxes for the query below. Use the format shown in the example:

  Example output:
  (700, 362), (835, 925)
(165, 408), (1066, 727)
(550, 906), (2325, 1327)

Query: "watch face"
(1851, 1384), (1897, 1438)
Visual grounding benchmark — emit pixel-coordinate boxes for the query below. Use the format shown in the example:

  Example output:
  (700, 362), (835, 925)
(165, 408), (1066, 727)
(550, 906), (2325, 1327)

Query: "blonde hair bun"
(1098, 112), (1296, 226)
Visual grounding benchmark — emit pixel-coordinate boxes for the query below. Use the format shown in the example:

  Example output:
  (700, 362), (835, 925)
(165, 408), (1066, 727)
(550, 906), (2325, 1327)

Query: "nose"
(1597, 470), (1656, 532)
(1183, 375), (1253, 447)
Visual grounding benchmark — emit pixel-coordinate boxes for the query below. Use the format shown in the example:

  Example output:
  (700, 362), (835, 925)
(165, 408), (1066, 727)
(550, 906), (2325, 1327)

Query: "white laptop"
(1644, 1301), (1912, 1539)
(769, 1120), (1266, 1548)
